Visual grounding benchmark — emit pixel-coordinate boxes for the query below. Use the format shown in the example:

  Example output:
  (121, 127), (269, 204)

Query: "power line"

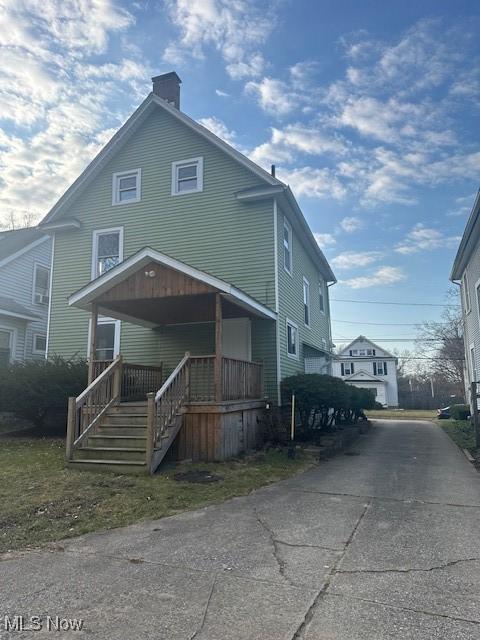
(332, 338), (447, 342)
(332, 319), (449, 327)
(331, 298), (460, 308)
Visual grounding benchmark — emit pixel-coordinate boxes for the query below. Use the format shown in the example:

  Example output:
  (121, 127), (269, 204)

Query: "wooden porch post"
(214, 293), (223, 402)
(88, 303), (98, 384)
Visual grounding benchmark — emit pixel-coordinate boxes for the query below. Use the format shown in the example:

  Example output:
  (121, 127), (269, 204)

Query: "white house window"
(0, 329), (12, 366)
(373, 362), (388, 376)
(91, 318), (120, 361)
(463, 272), (471, 313)
(33, 264), (50, 305)
(112, 169), (141, 205)
(92, 228), (123, 279)
(172, 157), (203, 195)
(341, 362), (355, 376)
(286, 319), (298, 359)
(33, 334), (47, 355)
(303, 277), (310, 327)
(319, 282), (325, 313)
(350, 348), (375, 357)
(283, 218), (292, 275)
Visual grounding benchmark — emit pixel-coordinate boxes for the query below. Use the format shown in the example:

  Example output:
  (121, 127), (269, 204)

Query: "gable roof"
(451, 189), (480, 280)
(68, 246), (277, 325)
(0, 228), (49, 267)
(338, 335), (396, 359)
(40, 93), (282, 227)
(0, 296), (41, 322)
(344, 369), (386, 383)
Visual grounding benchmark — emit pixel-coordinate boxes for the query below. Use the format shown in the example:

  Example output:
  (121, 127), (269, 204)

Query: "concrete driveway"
(2, 420), (480, 639)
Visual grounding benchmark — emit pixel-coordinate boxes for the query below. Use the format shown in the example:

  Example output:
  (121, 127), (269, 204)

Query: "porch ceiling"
(69, 247), (276, 327)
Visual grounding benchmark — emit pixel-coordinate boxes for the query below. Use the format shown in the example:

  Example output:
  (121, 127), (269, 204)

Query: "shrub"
(449, 404), (470, 420)
(0, 357), (87, 432)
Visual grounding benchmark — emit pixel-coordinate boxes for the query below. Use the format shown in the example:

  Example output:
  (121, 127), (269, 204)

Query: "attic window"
(172, 157), (203, 195)
(112, 169), (141, 205)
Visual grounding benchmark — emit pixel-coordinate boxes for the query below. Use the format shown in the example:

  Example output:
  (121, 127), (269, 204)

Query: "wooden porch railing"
(66, 356), (122, 459)
(222, 357), (263, 401)
(189, 355), (215, 401)
(121, 363), (163, 401)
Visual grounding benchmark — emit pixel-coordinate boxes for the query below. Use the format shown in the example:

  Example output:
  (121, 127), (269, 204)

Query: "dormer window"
(172, 157), (203, 195)
(112, 169), (141, 205)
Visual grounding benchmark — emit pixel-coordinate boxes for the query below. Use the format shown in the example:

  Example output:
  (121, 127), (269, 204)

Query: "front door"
(222, 318), (251, 361)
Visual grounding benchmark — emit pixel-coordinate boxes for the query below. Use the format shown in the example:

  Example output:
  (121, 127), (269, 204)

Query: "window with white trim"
(33, 264), (50, 305)
(373, 361), (388, 376)
(283, 218), (292, 274)
(319, 281), (325, 313)
(33, 334), (47, 355)
(92, 228), (123, 279)
(462, 271), (471, 313)
(90, 317), (120, 362)
(172, 157), (203, 195)
(286, 319), (298, 358)
(0, 329), (12, 366)
(341, 362), (355, 376)
(303, 277), (310, 326)
(112, 169), (141, 205)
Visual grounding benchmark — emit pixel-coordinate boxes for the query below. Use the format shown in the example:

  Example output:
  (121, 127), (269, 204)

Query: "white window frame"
(91, 227), (124, 280)
(286, 318), (299, 360)
(283, 217), (293, 276)
(32, 263), (50, 305)
(319, 281), (325, 314)
(32, 333), (47, 355)
(87, 316), (121, 361)
(112, 169), (141, 206)
(463, 271), (471, 314)
(171, 157), (204, 196)
(0, 326), (16, 364)
(303, 277), (311, 327)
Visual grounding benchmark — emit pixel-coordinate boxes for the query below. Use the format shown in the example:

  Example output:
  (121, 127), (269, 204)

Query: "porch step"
(67, 459), (148, 475)
(109, 403), (148, 415)
(96, 426), (147, 437)
(88, 435), (147, 448)
(101, 414), (147, 427)
(74, 447), (146, 462)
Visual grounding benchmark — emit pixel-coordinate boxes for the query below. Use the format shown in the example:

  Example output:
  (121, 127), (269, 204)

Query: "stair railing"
(66, 356), (123, 460)
(146, 352), (190, 469)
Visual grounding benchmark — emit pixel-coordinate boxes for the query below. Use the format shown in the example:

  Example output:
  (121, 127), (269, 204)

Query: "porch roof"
(68, 247), (277, 327)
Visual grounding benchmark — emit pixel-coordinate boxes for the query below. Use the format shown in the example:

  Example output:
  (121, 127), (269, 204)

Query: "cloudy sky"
(0, 0), (478, 349)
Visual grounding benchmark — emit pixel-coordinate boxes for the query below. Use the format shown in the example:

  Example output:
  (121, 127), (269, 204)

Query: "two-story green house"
(40, 72), (336, 473)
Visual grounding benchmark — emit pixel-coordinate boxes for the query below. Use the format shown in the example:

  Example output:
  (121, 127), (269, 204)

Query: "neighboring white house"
(0, 228), (52, 365)
(450, 190), (480, 407)
(332, 335), (399, 407)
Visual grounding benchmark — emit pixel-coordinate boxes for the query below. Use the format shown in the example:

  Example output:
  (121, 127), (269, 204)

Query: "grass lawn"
(0, 437), (315, 554)
(366, 409), (437, 420)
(440, 419), (477, 454)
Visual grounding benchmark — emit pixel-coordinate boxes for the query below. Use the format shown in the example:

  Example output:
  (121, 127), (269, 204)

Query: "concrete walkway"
(2, 420), (480, 639)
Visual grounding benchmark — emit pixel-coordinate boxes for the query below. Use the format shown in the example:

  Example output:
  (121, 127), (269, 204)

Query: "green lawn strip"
(0, 438), (315, 554)
(366, 409), (437, 420)
(440, 419), (476, 454)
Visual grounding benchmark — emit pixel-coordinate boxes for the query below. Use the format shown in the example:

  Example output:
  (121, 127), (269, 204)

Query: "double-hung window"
(33, 264), (50, 305)
(341, 362), (354, 376)
(112, 169), (141, 205)
(33, 334), (47, 355)
(373, 362), (388, 376)
(0, 329), (12, 366)
(303, 277), (310, 327)
(286, 319), (299, 359)
(92, 228), (123, 279)
(283, 218), (292, 275)
(172, 157), (203, 195)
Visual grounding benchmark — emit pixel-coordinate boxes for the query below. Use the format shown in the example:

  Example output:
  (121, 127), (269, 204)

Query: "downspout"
(452, 278), (468, 404)
(273, 198), (281, 405)
(326, 281), (335, 375)
(45, 233), (55, 359)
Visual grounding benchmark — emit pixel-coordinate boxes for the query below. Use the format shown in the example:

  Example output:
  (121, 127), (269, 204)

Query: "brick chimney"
(151, 72), (182, 109)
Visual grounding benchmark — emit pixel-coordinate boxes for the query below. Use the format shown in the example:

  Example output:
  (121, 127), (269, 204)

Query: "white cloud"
(163, 0), (274, 79)
(395, 223), (461, 254)
(278, 166), (347, 201)
(245, 77), (300, 115)
(340, 266), (406, 289)
(340, 216), (363, 233)
(331, 251), (383, 270)
(313, 233), (337, 250)
(215, 89), (229, 97)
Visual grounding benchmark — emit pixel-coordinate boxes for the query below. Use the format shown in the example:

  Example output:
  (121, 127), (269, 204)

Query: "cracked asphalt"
(2, 419), (480, 639)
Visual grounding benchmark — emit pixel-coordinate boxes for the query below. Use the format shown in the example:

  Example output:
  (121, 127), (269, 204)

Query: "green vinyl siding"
(276, 202), (331, 382)
(48, 106), (275, 363)
(251, 317), (277, 401)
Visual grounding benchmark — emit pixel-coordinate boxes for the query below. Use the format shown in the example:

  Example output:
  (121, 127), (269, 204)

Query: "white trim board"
(0, 235), (50, 269)
(69, 246), (277, 322)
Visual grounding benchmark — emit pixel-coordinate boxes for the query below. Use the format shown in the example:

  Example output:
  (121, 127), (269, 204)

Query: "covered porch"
(66, 248), (275, 471)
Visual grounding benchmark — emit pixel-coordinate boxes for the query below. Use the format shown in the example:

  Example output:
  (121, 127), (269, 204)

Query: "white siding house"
(450, 190), (480, 407)
(332, 335), (399, 407)
(0, 228), (52, 365)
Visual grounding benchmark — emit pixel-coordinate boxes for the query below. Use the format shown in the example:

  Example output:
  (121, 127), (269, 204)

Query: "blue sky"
(0, 0), (479, 351)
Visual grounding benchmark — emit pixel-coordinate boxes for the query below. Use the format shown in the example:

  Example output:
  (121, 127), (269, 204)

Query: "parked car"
(437, 406), (451, 419)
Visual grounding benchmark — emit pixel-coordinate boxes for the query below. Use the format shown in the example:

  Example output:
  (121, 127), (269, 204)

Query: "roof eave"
(451, 189), (480, 281)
